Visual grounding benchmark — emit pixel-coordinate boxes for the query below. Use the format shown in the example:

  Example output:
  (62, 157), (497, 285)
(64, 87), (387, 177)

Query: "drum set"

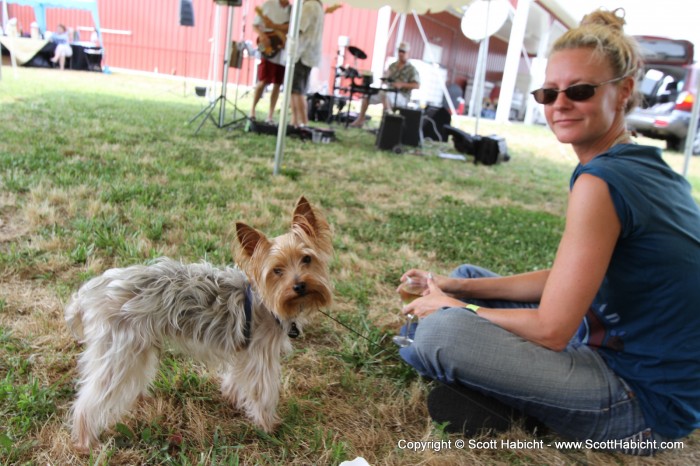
(308, 45), (379, 125)
(339, 45), (374, 87)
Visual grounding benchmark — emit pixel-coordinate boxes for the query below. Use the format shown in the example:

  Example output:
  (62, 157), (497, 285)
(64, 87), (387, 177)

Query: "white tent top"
(332, 0), (458, 15)
(3, 0), (101, 35)
(329, 0), (577, 27)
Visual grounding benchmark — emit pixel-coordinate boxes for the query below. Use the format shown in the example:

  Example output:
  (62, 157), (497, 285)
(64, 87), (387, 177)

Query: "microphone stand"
(188, 4), (247, 134)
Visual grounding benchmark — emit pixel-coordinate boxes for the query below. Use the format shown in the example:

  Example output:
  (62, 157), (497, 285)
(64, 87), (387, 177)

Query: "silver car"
(626, 36), (700, 154)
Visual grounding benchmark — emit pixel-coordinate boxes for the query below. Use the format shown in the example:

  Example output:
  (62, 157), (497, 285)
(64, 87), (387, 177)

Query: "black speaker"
(474, 135), (509, 165)
(422, 105), (452, 142)
(180, 0), (195, 26)
(443, 125), (509, 165)
(444, 125), (476, 155)
(397, 108), (423, 147)
(376, 114), (404, 152)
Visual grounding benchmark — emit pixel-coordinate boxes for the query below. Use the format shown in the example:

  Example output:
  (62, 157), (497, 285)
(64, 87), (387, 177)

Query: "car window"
(641, 41), (689, 62)
(636, 36), (694, 65)
(639, 67), (689, 107)
(640, 69), (664, 96)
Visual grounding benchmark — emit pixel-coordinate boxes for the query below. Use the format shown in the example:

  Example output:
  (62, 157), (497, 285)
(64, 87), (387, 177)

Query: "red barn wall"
(7, 1), (519, 93)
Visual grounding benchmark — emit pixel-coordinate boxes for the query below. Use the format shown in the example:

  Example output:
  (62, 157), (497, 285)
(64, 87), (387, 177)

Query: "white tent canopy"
(332, 0), (460, 15)
(2, 0), (102, 36)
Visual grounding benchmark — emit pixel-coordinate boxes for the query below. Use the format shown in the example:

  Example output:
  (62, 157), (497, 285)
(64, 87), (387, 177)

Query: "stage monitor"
(215, 0), (243, 6)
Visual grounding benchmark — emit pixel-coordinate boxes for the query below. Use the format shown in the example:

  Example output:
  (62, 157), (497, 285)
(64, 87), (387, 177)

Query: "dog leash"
(316, 308), (391, 353)
(315, 307), (531, 431)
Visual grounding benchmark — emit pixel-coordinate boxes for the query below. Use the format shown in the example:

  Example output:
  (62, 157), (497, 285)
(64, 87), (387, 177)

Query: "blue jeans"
(400, 265), (665, 453)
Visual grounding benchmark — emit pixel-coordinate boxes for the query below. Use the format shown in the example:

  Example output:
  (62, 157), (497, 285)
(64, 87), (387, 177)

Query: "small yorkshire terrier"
(65, 196), (333, 452)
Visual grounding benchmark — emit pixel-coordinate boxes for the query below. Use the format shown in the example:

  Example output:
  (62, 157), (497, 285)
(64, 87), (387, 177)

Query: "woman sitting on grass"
(398, 8), (700, 456)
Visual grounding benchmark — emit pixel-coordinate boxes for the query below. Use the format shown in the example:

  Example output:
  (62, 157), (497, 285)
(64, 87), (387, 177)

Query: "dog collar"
(243, 284), (253, 343)
(243, 284), (299, 341)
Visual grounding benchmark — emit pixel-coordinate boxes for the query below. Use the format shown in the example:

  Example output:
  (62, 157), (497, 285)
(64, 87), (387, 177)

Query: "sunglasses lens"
(565, 84), (596, 101)
(532, 88), (557, 105)
(532, 84), (599, 105)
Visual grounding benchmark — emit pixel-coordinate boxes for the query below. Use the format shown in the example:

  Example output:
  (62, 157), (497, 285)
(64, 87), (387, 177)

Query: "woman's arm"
(444, 269), (550, 302)
(403, 174), (621, 351)
(479, 174), (621, 350)
(400, 268), (549, 304)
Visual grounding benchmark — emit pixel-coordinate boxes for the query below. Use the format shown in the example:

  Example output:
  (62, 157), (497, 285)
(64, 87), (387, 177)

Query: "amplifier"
(376, 113), (404, 151)
(474, 135), (509, 165)
(397, 108), (423, 147)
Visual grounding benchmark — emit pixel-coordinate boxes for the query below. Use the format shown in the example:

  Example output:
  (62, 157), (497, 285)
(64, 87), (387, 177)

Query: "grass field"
(1, 65), (699, 465)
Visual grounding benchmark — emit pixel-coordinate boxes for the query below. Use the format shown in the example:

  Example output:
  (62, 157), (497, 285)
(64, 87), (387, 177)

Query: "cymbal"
(348, 45), (367, 60)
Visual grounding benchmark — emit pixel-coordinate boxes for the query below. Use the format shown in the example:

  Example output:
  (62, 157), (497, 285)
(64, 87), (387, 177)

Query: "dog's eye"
(273, 268), (283, 275)
(302, 255), (312, 264)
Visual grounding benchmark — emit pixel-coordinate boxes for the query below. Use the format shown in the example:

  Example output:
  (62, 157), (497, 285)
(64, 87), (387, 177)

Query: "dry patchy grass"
(1, 65), (699, 465)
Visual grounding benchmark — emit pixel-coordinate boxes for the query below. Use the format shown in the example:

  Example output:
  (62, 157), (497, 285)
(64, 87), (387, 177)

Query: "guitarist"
(251, 0), (291, 123)
(290, 1), (342, 128)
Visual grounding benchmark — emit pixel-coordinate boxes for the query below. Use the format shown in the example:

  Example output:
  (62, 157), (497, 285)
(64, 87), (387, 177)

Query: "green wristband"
(464, 304), (480, 314)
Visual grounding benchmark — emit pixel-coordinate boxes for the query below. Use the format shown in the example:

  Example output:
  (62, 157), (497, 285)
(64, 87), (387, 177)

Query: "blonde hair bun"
(580, 8), (626, 32)
(550, 7), (642, 113)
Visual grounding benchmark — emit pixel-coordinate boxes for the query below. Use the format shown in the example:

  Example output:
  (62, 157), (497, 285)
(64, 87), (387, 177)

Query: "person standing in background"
(250, 0), (291, 124)
(289, 1), (341, 128)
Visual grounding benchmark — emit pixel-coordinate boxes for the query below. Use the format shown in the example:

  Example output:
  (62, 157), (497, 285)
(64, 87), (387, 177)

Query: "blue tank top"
(572, 143), (700, 439)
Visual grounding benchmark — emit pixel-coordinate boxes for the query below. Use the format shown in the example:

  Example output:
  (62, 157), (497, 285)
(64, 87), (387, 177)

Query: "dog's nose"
(293, 282), (307, 295)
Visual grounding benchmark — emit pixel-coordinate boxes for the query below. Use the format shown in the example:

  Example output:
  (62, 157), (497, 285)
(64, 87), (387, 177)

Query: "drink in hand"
(398, 280), (424, 303)
(393, 277), (422, 347)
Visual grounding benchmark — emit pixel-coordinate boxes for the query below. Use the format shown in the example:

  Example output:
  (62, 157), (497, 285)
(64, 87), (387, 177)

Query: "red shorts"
(257, 60), (285, 85)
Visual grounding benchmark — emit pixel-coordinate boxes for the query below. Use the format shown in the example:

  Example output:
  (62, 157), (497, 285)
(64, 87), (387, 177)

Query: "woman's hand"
(397, 269), (429, 293)
(399, 269), (454, 295)
(401, 274), (465, 319)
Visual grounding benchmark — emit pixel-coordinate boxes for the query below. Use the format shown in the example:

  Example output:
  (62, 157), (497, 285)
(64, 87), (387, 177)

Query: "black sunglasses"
(531, 75), (627, 105)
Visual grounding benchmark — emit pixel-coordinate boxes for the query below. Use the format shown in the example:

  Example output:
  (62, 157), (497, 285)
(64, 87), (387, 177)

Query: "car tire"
(673, 132), (700, 155)
(693, 132), (700, 155)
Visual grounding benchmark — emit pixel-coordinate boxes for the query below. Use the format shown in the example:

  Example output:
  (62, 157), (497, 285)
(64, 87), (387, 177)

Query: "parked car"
(626, 36), (700, 153)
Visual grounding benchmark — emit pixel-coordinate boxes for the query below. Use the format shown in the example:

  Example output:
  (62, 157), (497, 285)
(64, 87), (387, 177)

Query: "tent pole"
(0, 0), (3, 81)
(273, 0), (303, 175)
(1, 0), (7, 32)
(471, 0), (495, 135)
(208, 5), (221, 99)
(682, 74), (700, 177)
(524, 16), (551, 125)
(473, 35), (488, 135)
(494, 0), (531, 123)
(386, 8), (399, 40)
(396, 13), (406, 53)
(411, 10), (455, 114)
(371, 6), (393, 80)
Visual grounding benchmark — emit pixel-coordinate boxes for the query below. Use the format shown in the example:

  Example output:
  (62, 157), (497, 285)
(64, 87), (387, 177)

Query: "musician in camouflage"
(350, 41), (420, 128)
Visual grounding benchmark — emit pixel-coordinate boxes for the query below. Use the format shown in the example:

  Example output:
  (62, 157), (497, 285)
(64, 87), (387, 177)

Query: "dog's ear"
(235, 222), (270, 261)
(292, 196), (333, 256)
(292, 196), (315, 231)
